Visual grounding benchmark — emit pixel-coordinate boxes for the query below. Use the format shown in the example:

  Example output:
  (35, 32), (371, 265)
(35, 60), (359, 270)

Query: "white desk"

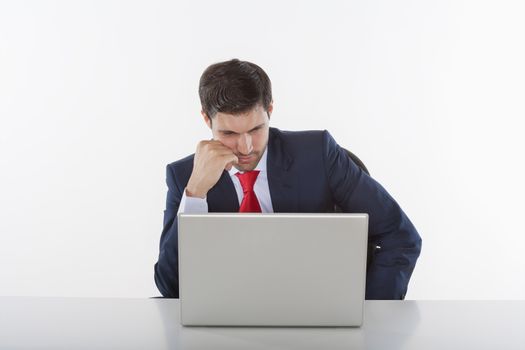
(1, 297), (523, 349)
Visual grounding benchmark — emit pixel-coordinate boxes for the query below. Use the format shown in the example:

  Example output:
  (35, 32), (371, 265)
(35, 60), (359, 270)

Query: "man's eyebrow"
(218, 123), (266, 134)
(217, 129), (238, 134)
(248, 123), (266, 131)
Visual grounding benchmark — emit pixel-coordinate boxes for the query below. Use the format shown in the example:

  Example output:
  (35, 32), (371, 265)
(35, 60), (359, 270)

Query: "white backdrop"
(0, 0), (523, 299)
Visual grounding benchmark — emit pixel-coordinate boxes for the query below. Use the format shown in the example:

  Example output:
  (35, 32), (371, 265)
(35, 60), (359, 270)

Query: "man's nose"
(237, 133), (253, 155)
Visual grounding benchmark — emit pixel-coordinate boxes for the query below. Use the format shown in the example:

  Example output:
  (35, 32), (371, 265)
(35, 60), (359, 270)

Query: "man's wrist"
(185, 186), (206, 199)
(178, 188), (208, 215)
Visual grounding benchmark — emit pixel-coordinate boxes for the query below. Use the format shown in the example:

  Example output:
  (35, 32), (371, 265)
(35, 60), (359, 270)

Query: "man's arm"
(322, 130), (422, 299)
(154, 164), (184, 298)
(154, 141), (237, 297)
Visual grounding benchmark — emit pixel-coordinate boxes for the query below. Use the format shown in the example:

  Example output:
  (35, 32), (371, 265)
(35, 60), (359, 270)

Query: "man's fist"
(185, 140), (238, 198)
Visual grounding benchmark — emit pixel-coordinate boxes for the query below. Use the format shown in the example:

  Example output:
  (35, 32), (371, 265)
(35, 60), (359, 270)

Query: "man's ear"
(266, 102), (273, 120)
(201, 110), (212, 129)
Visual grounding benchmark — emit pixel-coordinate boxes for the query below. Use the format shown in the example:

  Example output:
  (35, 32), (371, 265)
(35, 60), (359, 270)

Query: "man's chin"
(234, 163), (256, 172)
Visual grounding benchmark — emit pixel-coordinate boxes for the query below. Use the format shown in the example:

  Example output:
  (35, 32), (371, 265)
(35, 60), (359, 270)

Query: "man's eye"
(249, 128), (260, 134)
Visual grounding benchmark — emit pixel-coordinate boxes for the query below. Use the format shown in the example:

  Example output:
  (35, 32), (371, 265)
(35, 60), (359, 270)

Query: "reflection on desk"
(0, 297), (523, 349)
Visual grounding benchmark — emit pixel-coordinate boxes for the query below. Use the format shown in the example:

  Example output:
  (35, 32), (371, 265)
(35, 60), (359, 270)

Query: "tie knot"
(235, 170), (260, 193)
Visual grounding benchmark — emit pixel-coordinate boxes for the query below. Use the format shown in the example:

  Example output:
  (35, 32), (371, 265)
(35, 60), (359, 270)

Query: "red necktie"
(235, 170), (262, 213)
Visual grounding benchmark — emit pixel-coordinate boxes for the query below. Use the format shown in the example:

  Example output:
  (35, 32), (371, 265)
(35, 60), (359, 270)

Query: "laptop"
(178, 213), (369, 327)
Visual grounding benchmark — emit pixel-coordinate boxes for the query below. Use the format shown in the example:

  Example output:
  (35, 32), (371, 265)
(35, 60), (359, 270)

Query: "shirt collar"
(228, 146), (268, 177)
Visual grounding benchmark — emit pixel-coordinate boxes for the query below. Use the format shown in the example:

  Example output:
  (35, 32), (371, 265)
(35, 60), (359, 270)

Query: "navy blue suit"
(154, 128), (422, 299)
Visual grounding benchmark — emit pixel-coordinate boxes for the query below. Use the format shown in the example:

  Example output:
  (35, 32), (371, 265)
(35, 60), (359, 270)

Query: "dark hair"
(199, 59), (272, 119)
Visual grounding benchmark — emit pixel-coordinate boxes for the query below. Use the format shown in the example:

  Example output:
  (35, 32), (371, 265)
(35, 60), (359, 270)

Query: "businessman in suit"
(154, 59), (422, 300)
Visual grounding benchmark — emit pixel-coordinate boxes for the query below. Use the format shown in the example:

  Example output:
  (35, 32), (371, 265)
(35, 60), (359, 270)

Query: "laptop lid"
(178, 213), (368, 327)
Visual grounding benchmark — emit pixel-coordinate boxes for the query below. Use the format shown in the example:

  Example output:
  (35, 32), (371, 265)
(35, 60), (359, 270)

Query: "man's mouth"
(238, 155), (255, 164)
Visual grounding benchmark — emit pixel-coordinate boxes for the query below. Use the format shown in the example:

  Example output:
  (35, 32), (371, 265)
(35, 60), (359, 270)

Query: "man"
(154, 59), (422, 300)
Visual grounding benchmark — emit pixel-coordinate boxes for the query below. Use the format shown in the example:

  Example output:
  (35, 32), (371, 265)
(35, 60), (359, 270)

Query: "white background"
(0, 0), (523, 299)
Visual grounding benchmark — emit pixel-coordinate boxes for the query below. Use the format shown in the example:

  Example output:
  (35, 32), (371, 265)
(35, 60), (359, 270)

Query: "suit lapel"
(267, 128), (299, 212)
(207, 171), (239, 212)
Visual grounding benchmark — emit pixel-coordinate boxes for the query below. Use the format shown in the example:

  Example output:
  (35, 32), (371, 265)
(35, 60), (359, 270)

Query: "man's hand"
(185, 140), (238, 198)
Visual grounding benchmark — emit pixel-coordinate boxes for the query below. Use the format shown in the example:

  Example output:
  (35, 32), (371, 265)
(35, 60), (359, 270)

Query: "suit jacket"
(154, 127), (422, 299)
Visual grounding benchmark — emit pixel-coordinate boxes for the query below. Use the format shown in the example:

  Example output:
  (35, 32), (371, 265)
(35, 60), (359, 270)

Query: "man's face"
(204, 104), (272, 172)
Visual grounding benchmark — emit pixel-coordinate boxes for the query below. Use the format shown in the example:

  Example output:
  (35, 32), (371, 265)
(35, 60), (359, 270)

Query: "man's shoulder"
(270, 127), (328, 143)
(167, 153), (194, 179)
(270, 127), (332, 152)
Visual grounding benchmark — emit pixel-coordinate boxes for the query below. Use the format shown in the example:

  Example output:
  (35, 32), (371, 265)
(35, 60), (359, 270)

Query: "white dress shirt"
(177, 147), (274, 214)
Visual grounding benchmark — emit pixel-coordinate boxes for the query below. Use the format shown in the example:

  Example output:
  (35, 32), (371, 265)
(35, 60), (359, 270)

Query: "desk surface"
(1, 297), (523, 350)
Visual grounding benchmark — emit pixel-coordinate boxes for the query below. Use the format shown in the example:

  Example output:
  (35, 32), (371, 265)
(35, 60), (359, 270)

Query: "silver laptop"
(178, 213), (368, 327)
